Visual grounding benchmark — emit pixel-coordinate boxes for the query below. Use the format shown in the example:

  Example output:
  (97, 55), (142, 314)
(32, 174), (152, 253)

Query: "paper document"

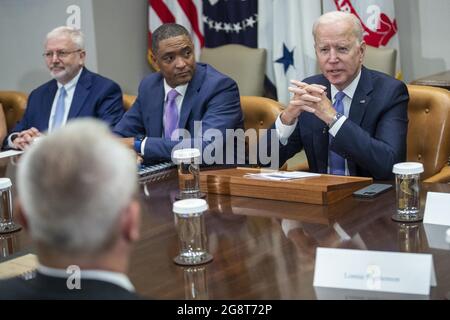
(0, 254), (38, 279)
(0, 150), (23, 159)
(244, 171), (321, 181)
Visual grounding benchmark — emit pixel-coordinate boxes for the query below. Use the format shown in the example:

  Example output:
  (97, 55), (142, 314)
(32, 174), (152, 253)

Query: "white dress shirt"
(38, 264), (135, 292)
(48, 67), (83, 132)
(140, 80), (189, 154)
(275, 70), (362, 175)
(7, 68), (83, 148)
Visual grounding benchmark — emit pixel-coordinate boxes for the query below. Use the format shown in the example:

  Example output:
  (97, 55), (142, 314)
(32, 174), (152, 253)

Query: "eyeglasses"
(42, 49), (82, 59)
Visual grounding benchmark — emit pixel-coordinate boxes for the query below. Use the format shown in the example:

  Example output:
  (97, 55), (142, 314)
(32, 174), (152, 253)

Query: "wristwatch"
(10, 133), (19, 142)
(134, 135), (145, 154)
(328, 112), (344, 128)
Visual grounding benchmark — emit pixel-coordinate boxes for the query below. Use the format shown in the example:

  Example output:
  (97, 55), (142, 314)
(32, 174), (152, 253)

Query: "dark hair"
(152, 23), (191, 55)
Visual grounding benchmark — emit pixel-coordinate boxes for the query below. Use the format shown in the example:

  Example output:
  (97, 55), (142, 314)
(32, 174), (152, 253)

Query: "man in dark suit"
(113, 23), (243, 164)
(272, 11), (408, 180)
(0, 119), (141, 300)
(7, 26), (124, 150)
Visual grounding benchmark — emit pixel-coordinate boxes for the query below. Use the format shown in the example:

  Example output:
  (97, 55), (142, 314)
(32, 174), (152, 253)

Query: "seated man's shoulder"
(303, 73), (327, 85)
(29, 78), (58, 97)
(0, 275), (143, 300)
(85, 69), (121, 90)
(367, 68), (407, 94)
(0, 276), (30, 300)
(139, 70), (163, 87)
(201, 62), (233, 80)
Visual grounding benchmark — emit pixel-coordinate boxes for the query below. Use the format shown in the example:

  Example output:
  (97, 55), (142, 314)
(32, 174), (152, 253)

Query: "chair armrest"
(282, 160), (309, 172)
(423, 165), (450, 183)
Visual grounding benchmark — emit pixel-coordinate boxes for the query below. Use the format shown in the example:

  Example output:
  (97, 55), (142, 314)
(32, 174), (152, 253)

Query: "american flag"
(148, 0), (204, 69)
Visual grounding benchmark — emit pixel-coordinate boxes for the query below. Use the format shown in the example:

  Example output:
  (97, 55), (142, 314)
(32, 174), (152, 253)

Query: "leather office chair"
(0, 91), (28, 132)
(123, 94), (137, 111)
(240, 96), (282, 166)
(200, 44), (266, 97)
(364, 46), (397, 77)
(241, 96), (282, 135)
(407, 85), (450, 182)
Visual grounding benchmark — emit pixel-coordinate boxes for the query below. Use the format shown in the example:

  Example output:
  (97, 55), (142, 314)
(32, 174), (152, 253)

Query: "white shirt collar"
(57, 67), (83, 91)
(163, 79), (188, 101)
(37, 264), (135, 292)
(330, 68), (362, 101)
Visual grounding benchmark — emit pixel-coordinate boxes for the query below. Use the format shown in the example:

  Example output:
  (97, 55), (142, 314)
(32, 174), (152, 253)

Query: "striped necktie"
(164, 89), (179, 139)
(329, 91), (346, 175)
(52, 86), (67, 130)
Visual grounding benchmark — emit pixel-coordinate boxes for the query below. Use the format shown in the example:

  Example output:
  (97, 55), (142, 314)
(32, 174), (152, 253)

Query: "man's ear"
(14, 200), (29, 232)
(121, 199), (141, 243)
(149, 51), (160, 72)
(359, 41), (366, 62)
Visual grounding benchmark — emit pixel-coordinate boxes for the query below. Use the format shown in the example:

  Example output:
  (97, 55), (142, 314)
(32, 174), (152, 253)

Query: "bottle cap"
(392, 162), (424, 175)
(172, 148), (201, 162)
(173, 199), (208, 214)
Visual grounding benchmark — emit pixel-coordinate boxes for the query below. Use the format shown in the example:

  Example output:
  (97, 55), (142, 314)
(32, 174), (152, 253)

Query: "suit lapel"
(148, 77), (165, 137)
(307, 68), (373, 175)
(313, 122), (330, 174)
(178, 64), (205, 130)
(42, 81), (58, 129)
(68, 68), (91, 119)
(348, 66), (373, 126)
(313, 79), (331, 173)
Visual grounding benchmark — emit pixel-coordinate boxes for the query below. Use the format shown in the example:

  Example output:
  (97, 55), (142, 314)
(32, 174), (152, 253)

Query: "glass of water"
(392, 162), (424, 222)
(172, 148), (204, 199)
(173, 199), (213, 266)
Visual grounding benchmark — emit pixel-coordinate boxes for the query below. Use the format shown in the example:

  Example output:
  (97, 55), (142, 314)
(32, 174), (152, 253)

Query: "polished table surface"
(411, 70), (450, 91)
(1, 156), (450, 299)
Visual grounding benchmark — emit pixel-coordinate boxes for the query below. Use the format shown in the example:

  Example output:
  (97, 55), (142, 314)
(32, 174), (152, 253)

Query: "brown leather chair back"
(407, 85), (450, 180)
(240, 96), (282, 138)
(364, 46), (397, 77)
(123, 94), (137, 111)
(240, 96), (282, 166)
(200, 45), (267, 96)
(0, 91), (28, 132)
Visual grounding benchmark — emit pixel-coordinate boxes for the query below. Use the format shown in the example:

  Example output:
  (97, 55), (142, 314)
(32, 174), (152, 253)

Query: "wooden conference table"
(1, 155), (450, 300)
(411, 70), (450, 91)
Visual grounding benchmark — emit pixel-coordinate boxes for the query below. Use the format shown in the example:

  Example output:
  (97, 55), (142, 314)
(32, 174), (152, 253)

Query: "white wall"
(0, 0), (150, 95)
(0, 0), (97, 92)
(91, 0), (150, 95)
(395, 0), (450, 82)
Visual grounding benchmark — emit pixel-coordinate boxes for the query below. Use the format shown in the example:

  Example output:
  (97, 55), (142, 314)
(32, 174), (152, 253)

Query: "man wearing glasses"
(5, 26), (124, 150)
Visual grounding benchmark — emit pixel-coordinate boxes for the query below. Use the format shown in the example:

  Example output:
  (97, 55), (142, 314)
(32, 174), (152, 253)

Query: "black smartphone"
(353, 183), (393, 198)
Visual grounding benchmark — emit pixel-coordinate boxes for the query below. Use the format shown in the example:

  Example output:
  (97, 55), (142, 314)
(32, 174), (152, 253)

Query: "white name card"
(313, 247), (436, 296)
(423, 192), (450, 226)
(0, 150), (23, 159)
(423, 223), (450, 251)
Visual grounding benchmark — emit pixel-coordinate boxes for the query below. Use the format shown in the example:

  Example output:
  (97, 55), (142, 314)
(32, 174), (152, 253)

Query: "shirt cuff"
(140, 137), (147, 155)
(275, 115), (298, 145)
(328, 115), (347, 137)
(7, 133), (18, 149)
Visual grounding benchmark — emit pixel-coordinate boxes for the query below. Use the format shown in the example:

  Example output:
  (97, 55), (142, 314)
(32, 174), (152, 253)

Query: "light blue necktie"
(164, 89), (179, 138)
(329, 91), (346, 175)
(53, 87), (67, 130)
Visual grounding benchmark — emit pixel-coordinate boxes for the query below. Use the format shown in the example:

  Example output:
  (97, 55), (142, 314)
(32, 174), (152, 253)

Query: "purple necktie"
(329, 91), (346, 175)
(164, 89), (179, 139)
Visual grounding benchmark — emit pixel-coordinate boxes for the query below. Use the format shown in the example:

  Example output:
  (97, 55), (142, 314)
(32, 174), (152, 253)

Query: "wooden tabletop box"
(200, 168), (372, 205)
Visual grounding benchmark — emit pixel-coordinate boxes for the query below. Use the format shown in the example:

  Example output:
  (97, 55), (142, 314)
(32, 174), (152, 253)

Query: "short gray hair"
(46, 26), (85, 50)
(17, 119), (137, 254)
(312, 11), (363, 44)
